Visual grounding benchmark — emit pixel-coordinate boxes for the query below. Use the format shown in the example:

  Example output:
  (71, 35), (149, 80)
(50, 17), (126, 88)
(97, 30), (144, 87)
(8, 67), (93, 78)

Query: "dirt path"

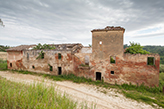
(0, 71), (156, 109)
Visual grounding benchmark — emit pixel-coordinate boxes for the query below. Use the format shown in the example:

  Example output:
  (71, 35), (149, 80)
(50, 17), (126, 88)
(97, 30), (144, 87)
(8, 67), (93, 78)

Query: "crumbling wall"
(7, 51), (24, 69)
(22, 50), (74, 75)
(89, 53), (160, 87)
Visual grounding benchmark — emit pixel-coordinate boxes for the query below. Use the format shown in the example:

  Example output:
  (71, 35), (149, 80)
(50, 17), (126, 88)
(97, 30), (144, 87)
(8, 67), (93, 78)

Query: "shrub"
(125, 42), (150, 54)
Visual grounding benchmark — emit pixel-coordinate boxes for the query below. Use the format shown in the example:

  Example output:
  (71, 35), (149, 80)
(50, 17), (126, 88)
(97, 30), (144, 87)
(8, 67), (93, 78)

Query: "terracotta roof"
(91, 26), (125, 32)
(6, 45), (36, 51)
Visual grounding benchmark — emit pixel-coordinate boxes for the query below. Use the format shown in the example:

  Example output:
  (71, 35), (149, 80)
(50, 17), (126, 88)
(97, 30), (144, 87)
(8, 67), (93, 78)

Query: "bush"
(125, 42), (150, 54)
(160, 64), (164, 73)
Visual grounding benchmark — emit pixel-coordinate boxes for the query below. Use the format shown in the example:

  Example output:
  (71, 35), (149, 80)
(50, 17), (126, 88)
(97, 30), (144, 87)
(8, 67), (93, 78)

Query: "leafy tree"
(125, 42), (150, 54)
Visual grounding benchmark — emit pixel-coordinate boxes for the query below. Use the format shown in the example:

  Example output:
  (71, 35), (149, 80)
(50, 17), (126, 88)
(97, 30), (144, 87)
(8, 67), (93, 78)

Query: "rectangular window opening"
(27, 53), (29, 60)
(58, 53), (61, 59)
(41, 53), (44, 59)
(32, 65), (35, 69)
(58, 67), (62, 75)
(110, 56), (116, 64)
(147, 57), (155, 65)
(96, 72), (101, 80)
(50, 66), (53, 71)
(111, 71), (114, 74)
(10, 63), (12, 67)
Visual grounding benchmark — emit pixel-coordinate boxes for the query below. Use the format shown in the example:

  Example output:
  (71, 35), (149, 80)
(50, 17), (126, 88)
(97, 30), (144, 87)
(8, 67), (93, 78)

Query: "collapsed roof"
(6, 43), (83, 53)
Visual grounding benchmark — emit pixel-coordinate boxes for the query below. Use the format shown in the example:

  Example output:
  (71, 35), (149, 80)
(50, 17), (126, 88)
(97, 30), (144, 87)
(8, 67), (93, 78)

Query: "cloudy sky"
(0, 0), (164, 46)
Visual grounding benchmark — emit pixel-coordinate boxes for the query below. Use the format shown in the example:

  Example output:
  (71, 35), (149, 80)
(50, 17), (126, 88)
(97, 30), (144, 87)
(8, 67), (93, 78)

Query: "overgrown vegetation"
(125, 42), (150, 54)
(33, 43), (56, 50)
(36, 51), (45, 59)
(110, 56), (115, 63)
(79, 64), (89, 67)
(0, 77), (77, 109)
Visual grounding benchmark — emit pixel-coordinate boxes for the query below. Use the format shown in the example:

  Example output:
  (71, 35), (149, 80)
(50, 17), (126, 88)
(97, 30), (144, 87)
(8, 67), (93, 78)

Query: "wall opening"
(111, 71), (114, 74)
(58, 67), (62, 75)
(58, 53), (61, 59)
(41, 53), (44, 59)
(50, 65), (53, 71)
(85, 55), (89, 65)
(10, 63), (12, 67)
(147, 57), (155, 65)
(27, 53), (29, 60)
(99, 41), (102, 45)
(96, 72), (101, 80)
(110, 56), (116, 63)
(32, 65), (35, 69)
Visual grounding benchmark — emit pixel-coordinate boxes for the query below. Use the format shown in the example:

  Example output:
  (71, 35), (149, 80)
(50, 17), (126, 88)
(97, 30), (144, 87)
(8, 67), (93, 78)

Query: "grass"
(0, 77), (77, 109)
(0, 59), (7, 70)
(1, 60), (164, 108)
(9, 70), (164, 108)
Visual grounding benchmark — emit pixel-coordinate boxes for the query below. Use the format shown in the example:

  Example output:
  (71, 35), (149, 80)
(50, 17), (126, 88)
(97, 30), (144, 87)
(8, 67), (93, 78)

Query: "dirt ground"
(0, 71), (158, 109)
(0, 52), (7, 60)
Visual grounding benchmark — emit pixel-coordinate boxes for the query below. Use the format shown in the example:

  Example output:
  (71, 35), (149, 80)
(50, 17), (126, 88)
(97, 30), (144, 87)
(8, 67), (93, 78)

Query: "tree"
(125, 42), (150, 54)
(0, 19), (5, 27)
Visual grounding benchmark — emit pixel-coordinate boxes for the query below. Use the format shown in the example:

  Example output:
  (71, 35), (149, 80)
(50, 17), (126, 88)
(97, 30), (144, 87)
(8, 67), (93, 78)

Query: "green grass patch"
(0, 59), (7, 70)
(0, 77), (77, 109)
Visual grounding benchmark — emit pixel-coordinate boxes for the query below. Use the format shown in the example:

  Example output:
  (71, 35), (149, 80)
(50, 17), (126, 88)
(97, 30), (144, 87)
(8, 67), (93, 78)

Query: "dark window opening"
(147, 57), (155, 65)
(111, 71), (114, 74)
(58, 67), (62, 75)
(50, 66), (53, 71)
(110, 56), (116, 63)
(41, 53), (44, 59)
(10, 63), (12, 67)
(27, 53), (29, 60)
(58, 53), (61, 59)
(32, 65), (35, 69)
(96, 72), (101, 80)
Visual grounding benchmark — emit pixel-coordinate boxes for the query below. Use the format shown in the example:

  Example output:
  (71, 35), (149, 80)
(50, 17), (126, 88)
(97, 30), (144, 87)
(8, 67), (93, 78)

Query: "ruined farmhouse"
(6, 26), (160, 87)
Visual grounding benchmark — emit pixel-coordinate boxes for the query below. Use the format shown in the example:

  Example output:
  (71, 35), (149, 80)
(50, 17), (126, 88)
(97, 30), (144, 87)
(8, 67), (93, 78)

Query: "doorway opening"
(96, 72), (101, 80)
(58, 67), (62, 75)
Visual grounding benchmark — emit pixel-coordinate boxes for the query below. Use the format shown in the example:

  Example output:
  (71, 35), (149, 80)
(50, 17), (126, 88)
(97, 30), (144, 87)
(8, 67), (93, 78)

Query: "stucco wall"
(7, 51), (24, 69)
(92, 31), (124, 60)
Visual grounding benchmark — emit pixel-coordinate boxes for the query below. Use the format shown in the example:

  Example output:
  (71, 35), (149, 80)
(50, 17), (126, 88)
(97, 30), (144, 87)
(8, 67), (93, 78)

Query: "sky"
(0, 0), (164, 46)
